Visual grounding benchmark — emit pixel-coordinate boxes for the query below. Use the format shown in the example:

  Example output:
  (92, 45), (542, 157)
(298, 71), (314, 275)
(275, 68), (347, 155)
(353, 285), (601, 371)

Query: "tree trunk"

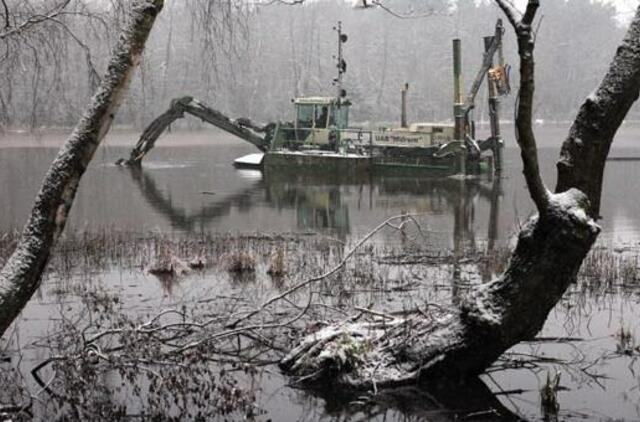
(281, 190), (598, 389)
(0, 0), (164, 337)
(556, 10), (640, 217)
(281, 1), (640, 390)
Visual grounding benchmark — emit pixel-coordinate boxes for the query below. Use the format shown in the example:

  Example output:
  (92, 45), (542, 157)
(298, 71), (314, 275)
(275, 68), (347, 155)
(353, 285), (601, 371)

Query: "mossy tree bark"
(0, 0), (164, 337)
(281, 1), (640, 389)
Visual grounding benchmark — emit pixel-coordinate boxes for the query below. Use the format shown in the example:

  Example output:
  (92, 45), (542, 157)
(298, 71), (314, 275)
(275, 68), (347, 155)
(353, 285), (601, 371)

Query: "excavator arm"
(462, 20), (508, 115)
(117, 96), (273, 166)
(453, 19), (510, 165)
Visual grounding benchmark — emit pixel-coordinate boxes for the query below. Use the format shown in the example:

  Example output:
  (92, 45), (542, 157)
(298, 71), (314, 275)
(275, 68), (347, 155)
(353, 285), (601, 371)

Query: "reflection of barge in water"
(122, 164), (501, 246)
(120, 21), (509, 177)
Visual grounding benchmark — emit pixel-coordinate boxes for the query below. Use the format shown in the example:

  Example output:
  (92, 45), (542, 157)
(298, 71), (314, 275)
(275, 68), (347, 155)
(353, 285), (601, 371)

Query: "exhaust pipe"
(401, 82), (409, 128)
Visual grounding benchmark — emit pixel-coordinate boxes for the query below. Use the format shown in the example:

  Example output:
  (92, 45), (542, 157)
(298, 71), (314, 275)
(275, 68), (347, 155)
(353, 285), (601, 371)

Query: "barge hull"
(261, 150), (491, 177)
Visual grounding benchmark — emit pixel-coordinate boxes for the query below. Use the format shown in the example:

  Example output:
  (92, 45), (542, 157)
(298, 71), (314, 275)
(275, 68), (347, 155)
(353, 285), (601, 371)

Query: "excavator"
(115, 96), (273, 166)
(117, 20), (510, 176)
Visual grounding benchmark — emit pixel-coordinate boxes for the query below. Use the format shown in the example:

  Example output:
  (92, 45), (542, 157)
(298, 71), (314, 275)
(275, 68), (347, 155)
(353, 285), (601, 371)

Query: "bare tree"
(0, 0), (164, 336)
(0, 0), (637, 393)
(281, 0), (640, 389)
(0, 0), (72, 40)
(0, 0), (624, 129)
(0, 0), (122, 129)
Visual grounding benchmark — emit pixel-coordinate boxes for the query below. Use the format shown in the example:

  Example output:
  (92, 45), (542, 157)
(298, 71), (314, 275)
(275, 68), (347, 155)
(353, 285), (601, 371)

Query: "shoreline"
(3, 122), (640, 149)
(0, 127), (243, 148)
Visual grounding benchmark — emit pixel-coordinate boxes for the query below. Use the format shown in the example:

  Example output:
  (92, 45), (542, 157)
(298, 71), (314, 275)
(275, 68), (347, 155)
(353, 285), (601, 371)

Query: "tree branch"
(1, 0), (9, 30)
(282, 0), (640, 393)
(493, 0), (519, 29)
(521, 0), (539, 26)
(0, 0), (71, 40)
(495, 0), (549, 214)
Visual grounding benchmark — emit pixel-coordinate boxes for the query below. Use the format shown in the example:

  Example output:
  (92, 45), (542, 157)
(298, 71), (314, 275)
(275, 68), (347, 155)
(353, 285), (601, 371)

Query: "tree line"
(0, 0), (627, 131)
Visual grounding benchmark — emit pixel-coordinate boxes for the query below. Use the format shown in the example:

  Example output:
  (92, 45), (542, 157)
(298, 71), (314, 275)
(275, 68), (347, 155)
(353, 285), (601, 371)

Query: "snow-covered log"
(0, 0), (164, 336)
(281, 190), (599, 388)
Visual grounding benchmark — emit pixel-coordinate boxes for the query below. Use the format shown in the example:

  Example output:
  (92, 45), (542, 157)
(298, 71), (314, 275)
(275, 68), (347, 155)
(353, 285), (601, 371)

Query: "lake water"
(2, 126), (640, 420)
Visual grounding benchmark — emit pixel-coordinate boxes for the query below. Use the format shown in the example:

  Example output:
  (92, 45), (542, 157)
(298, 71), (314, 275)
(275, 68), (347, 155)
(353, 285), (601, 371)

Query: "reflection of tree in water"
(374, 175), (502, 252)
(296, 376), (519, 421)
(375, 175), (503, 302)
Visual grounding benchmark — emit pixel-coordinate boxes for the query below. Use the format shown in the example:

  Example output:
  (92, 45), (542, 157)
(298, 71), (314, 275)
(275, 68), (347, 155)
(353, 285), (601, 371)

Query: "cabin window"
(334, 106), (349, 129)
(315, 105), (329, 129)
(296, 104), (314, 128)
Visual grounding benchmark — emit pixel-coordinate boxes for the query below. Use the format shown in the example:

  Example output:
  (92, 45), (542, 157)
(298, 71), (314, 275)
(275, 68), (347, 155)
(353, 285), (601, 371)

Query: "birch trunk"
(0, 0), (164, 336)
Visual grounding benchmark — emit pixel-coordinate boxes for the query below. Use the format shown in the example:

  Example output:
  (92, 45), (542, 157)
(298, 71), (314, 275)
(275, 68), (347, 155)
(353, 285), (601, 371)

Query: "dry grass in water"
(267, 247), (286, 277)
(579, 247), (640, 291)
(540, 370), (561, 421)
(615, 324), (637, 355)
(2, 224), (638, 420)
(223, 250), (257, 274)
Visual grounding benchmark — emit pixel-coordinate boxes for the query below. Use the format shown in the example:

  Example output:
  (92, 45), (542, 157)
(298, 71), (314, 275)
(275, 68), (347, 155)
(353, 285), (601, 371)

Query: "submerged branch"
(226, 213), (425, 329)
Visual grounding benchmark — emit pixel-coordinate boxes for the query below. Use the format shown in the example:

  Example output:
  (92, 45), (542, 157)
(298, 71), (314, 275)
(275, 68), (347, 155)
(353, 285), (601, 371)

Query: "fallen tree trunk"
(281, 190), (598, 388)
(0, 0), (164, 337)
(281, 0), (640, 389)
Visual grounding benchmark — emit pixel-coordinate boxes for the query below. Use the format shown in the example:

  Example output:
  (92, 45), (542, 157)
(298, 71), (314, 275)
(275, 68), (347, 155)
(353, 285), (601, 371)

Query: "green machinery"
(119, 20), (509, 177)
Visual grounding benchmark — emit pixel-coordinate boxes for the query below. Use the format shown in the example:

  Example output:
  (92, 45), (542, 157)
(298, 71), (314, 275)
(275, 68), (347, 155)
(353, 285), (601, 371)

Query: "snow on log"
(281, 190), (599, 390)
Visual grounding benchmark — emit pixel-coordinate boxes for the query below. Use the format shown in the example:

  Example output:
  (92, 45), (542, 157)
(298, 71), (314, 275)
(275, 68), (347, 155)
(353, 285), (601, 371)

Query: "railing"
(271, 126), (374, 156)
(337, 128), (373, 149)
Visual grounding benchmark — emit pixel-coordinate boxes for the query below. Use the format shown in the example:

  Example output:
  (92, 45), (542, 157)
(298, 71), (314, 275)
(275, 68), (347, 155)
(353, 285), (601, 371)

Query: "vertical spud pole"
(453, 39), (465, 141)
(484, 36), (503, 174)
(401, 82), (408, 128)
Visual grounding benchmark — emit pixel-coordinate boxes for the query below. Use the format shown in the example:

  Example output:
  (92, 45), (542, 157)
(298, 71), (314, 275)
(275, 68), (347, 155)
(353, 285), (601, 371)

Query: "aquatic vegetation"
(615, 324), (636, 355)
(540, 371), (561, 421)
(579, 247), (640, 292)
(0, 226), (639, 420)
(266, 247), (286, 277)
(223, 250), (257, 274)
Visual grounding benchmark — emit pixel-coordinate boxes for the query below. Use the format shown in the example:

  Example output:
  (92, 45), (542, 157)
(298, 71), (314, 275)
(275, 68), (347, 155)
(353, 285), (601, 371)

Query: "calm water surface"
(2, 127), (640, 245)
(2, 126), (640, 420)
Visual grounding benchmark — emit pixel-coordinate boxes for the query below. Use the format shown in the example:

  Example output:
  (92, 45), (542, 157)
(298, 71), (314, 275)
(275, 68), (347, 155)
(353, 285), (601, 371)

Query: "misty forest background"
(0, 0), (630, 133)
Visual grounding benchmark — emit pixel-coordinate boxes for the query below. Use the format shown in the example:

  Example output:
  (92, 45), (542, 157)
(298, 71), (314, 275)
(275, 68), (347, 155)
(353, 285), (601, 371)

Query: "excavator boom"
(117, 96), (271, 166)
(463, 20), (506, 113)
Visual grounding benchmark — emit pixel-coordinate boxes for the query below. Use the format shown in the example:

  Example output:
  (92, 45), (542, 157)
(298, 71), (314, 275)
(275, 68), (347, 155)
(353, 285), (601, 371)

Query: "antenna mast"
(332, 21), (348, 100)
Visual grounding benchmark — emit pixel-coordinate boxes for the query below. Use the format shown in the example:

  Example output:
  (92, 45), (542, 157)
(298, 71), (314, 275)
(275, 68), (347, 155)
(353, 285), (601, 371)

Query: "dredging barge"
(118, 20), (510, 177)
